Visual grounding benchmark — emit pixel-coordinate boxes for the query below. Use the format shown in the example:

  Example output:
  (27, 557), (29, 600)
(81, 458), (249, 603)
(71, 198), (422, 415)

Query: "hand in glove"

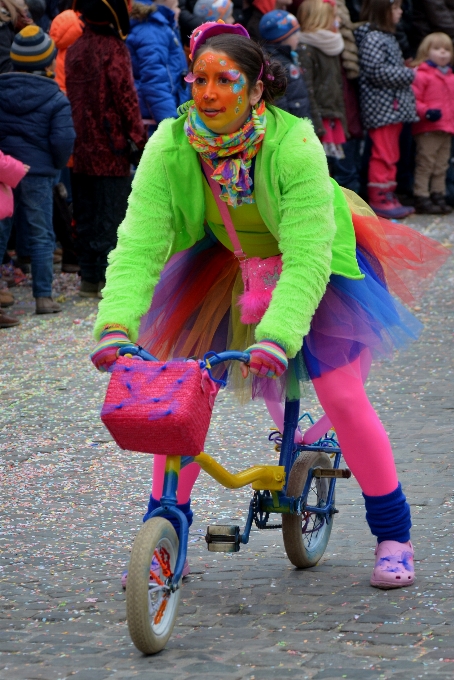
(425, 109), (442, 122)
(240, 340), (288, 379)
(90, 324), (137, 372)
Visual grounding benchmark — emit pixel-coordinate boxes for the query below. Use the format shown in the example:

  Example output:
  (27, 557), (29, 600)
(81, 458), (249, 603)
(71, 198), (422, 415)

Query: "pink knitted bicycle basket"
(101, 357), (217, 456)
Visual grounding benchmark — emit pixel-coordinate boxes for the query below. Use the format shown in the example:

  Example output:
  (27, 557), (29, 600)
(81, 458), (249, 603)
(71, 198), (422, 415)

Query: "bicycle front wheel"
(282, 450), (334, 568)
(126, 517), (181, 654)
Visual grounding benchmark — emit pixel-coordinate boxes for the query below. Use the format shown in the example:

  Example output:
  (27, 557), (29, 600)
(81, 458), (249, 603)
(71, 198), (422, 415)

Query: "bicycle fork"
(144, 456), (189, 587)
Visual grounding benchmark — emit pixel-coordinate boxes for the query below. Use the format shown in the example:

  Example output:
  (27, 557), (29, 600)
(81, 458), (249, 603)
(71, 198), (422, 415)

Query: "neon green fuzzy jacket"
(94, 104), (363, 358)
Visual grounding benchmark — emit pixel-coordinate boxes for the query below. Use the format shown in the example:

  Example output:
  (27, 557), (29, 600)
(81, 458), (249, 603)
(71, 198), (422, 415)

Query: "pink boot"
(370, 540), (415, 589)
(368, 186), (415, 219)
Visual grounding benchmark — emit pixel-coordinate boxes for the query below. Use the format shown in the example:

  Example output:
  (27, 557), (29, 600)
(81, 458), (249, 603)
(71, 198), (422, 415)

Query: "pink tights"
(311, 355), (398, 496)
(151, 353), (398, 502)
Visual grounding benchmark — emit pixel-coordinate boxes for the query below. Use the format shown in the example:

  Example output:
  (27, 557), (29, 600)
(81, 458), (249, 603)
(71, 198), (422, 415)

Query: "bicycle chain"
(252, 491), (282, 530)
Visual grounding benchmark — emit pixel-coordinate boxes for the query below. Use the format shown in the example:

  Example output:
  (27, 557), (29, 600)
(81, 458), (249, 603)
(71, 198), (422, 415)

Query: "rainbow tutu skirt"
(138, 191), (448, 401)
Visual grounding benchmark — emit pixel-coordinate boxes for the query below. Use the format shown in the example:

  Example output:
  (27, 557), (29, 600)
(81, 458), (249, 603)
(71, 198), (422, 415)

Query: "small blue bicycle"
(118, 348), (351, 654)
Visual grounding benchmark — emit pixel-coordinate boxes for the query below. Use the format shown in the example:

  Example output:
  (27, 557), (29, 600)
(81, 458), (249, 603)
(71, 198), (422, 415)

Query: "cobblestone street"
(1, 214), (454, 680)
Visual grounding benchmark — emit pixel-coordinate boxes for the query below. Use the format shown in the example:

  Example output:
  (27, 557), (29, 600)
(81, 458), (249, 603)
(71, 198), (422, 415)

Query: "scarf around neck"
(299, 29), (344, 56)
(184, 99), (267, 207)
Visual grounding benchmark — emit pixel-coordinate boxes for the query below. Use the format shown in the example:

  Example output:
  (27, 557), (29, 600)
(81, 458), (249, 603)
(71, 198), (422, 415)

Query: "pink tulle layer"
(138, 211), (448, 388)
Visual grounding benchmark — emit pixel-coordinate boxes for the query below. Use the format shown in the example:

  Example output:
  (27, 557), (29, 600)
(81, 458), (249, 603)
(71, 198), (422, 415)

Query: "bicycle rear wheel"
(282, 450), (334, 568)
(126, 517), (181, 654)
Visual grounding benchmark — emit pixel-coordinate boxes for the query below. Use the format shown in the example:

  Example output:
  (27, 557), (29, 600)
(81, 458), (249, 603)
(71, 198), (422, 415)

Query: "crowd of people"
(0, 0), (454, 328)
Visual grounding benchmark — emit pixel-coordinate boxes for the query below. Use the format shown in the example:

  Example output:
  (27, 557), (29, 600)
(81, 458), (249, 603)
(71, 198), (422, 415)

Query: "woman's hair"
(413, 32), (454, 66)
(297, 0), (336, 33)
(360, 0), (400, 33)
(192, 34), (287, 103)
(0, 0), (20, 26)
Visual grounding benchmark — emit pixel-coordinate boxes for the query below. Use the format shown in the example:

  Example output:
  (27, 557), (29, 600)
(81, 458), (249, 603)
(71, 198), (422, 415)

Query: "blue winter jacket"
(127, 1), (189, 124)
(0, 72), (75, 176)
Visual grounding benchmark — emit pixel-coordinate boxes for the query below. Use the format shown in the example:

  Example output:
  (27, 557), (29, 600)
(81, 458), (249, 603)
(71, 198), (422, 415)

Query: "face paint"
(232, 73), (246, 94)
(191, 50), (250, 133)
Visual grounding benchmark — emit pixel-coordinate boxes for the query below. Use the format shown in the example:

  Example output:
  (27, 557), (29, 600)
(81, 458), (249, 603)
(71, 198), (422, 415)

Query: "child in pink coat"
(0, 149), (28, 221)
(0, 149), (28, 328)
(412, 32), (454, 214)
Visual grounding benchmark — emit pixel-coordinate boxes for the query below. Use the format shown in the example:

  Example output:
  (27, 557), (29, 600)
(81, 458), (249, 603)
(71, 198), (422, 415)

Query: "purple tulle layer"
(138, 234), (423, 402)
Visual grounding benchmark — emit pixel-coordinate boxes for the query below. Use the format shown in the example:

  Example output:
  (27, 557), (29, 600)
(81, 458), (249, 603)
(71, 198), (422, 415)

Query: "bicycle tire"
(282, 450), (334, 568)
(126, 517), (181, 654)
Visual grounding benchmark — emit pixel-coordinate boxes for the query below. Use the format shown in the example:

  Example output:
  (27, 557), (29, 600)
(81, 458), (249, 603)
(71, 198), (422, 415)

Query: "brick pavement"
(1, 214), (454, 680)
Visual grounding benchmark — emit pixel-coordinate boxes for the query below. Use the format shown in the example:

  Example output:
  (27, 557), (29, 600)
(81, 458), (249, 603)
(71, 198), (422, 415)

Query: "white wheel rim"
(148, 537), (179, 637)
(301, 476), (330, 551)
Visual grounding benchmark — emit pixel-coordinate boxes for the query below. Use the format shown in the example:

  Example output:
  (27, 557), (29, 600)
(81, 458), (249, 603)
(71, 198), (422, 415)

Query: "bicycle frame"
(119, 348), (343, 586)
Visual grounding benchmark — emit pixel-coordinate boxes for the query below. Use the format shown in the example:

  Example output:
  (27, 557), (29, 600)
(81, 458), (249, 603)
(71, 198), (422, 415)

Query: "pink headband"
(189, 20), (249, 61)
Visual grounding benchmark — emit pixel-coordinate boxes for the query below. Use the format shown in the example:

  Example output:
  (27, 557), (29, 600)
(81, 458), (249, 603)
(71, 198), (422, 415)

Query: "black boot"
(430, 192), (453, 214)
(413, 195), (443, 215)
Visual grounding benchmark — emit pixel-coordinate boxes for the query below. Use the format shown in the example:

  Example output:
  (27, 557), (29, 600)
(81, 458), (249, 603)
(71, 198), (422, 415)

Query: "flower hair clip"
(258, 61), (274, 81)
(264, 60), (274, 80)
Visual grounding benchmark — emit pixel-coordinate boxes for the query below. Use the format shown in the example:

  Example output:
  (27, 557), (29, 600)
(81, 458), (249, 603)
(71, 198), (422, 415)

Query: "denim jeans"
(446, 137), (454, 206)
(329, 138), (363, 195)
(0, 216), (13, 264)
(10, 173), (62, 259)
(0, 174), (55, 297)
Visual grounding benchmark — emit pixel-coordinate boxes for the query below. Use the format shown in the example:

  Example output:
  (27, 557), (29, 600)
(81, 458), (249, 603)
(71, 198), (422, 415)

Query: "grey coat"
(355, 23), (417, 130)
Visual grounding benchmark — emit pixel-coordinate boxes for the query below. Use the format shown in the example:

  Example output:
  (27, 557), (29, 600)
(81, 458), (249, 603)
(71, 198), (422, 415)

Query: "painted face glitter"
(232, 74), (245, 94)
(191, 51), (249, 133)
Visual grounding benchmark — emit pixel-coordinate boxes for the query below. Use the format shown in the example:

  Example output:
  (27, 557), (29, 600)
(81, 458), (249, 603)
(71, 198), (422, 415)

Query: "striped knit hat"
(10, 25), (57, 72)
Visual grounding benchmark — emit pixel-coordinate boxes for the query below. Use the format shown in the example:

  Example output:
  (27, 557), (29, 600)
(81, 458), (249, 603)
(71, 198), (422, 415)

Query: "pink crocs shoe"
(121, 557), (190, 590)
(370, 540), (415, 589)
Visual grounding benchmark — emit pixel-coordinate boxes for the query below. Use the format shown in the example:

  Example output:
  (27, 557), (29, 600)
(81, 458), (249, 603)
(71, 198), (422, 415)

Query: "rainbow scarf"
(184, 100), (267, 208)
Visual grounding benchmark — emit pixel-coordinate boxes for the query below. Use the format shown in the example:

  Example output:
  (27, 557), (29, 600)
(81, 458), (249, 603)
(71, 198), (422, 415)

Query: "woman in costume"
(91, 21), (447, 589)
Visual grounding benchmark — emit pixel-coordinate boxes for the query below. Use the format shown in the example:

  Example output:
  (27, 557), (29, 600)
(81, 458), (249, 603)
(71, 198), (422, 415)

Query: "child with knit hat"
(259, 9), (313, 122)
(0, 26), (75, 315)
(193, 0), (234, 23)
(127, 0), (189, 132)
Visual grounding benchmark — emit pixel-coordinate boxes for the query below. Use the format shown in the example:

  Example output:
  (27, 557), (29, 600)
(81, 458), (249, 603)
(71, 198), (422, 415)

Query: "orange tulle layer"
(139, 239), (239, 361)
(138, 197), (450, 369)
(344, 189), (449, 305)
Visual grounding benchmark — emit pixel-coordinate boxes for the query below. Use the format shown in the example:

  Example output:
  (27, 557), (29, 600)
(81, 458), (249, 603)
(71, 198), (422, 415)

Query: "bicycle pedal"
(205, 525), (240, 553)
(313, 467), (351, 479)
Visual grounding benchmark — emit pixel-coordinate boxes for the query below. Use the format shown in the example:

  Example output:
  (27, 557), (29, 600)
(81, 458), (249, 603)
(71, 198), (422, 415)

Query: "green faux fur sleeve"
(93, 123), (175, 341)
(255, 121), (336, 357)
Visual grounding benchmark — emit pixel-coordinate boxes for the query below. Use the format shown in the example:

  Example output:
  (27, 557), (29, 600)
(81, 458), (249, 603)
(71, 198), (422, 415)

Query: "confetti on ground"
(1, 215), (454, 679)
